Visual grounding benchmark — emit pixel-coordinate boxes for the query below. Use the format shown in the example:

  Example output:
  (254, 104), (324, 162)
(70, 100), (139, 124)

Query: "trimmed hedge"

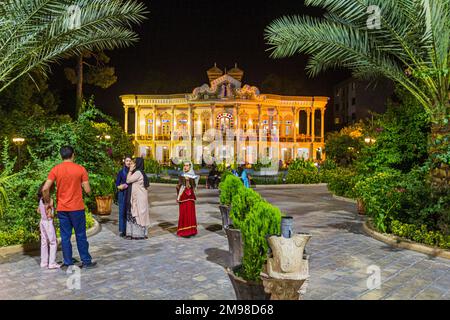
(219, 174), (281, 281)
(0, 209), (96, 247)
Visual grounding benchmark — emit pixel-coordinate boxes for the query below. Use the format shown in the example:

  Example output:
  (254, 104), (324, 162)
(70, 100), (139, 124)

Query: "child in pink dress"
(37, 183), (60, 269)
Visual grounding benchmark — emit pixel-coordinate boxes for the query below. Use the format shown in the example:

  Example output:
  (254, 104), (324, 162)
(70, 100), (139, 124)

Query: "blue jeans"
(118, 191), (127, 234)
(58, 210), (92, 266)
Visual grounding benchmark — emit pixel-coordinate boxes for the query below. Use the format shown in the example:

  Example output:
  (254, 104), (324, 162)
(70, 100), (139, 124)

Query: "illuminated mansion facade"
(120, 65), (329, 164)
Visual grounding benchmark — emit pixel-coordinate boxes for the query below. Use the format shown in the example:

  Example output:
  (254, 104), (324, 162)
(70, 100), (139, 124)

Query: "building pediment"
(188, 74), (261, 101)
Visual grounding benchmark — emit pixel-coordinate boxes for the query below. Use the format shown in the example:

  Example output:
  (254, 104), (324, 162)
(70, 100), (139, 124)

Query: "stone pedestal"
(261, 270), (309, 300)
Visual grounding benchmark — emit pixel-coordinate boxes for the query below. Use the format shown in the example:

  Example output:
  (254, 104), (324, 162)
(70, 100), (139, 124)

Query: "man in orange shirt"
(42, 146), (96, 269)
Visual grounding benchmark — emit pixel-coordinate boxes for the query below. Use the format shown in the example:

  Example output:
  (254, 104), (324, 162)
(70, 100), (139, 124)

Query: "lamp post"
(364, 137), (376, 144)
(12, 137), (25, 169)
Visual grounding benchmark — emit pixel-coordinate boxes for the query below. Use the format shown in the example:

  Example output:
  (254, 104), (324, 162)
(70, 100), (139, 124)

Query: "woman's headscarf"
(182, 161), (199, 188)
(133, 157), (150, 189)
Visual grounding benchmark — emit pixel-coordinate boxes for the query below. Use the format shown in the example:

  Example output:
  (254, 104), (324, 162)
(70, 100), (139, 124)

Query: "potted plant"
(90, 174), (115, 215)
(224, 183), (262, 268)
(226, 192), (281, 300)
(218, 174), (242, 230)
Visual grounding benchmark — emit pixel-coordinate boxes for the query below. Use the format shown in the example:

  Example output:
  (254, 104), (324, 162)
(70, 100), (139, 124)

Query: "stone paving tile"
(1, 185), (449, 300)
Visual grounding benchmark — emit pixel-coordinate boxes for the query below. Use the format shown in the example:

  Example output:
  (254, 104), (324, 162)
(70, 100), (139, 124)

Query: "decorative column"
(134, 106), (138, 137)
(189, 104), (193, 161)
(170, 106), (175, 160)
(235, 104), (240, 162)
(293, 106), (298, 159)
(124, 106), (129, 133)
(321, 108), (325, 143)
(152, 105), (156, 158)
(172, 106), (176, 134)
(136, 106), (140, 137)
(276, 107), (281, 163)
(311, 108), (316, 160)
(257, 104), (262, 158)
(210, 104), (215, 129)
(306, 110), (311, 138)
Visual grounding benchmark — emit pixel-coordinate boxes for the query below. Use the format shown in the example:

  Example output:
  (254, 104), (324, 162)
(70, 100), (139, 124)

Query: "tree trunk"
(75, 54), (83, 117)
(429, 117), (450, 192)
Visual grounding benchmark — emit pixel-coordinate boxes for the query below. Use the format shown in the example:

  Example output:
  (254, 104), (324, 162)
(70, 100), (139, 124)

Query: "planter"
(219, 205), (232, 229)
(95, 195), (113, 215)
(225, 226), (243, 268)
(281, 216), (294, 238)
(357, 199), (365, 215)
(226, 266), (270, 300)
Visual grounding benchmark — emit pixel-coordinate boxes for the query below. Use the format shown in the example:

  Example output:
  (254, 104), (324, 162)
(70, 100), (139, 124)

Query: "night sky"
(51, 0), (349, 124)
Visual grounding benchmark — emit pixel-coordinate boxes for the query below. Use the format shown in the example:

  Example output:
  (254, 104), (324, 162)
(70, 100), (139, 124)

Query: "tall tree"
(0, 0), (148, 95)
(265, 0), (450, 190)
(64, 51), (118, 116)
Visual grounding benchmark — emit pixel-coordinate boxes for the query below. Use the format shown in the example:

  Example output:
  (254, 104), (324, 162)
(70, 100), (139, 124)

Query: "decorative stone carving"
(260, 234), (311, 300)
(266, 234), (311, 280)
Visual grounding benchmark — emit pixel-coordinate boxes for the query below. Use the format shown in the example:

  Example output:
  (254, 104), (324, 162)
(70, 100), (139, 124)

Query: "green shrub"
(354, 170), (404, 233)
(219, 174), (244, 206)
(326, 167), (358, 198)
(144, 159), (161, 174)
(239, 201), (281, 281)
(325, 123), (364, 167)
(390, 220), (450, 249)
(229, 187), (264, 229)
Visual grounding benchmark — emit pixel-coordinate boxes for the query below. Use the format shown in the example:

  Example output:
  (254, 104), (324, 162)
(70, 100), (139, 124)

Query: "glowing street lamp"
(364, 137), (376, 144)
(12, 137), (25, 169)
(12, 137), (25, 145)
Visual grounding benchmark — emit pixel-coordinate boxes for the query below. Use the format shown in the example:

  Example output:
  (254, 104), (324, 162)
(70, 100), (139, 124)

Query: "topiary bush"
(219, 174), (244, 206)
(229, 187), (264, 229)
(239, 201), (281, 281)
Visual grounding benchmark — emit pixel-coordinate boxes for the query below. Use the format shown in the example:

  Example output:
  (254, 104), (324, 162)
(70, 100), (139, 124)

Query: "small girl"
(37, 182), (60, 269)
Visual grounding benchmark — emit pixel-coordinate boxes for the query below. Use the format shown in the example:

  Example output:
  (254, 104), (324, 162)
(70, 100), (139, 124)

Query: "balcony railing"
(135, 134), (324, 143)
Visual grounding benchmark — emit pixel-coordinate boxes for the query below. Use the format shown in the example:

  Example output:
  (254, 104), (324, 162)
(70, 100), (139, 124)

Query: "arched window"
(284, 115), (294, 136)
(216, 113), (234, 131)
(177, 113), (188, 134)
(145, 113), (153, 135)
(159, 112), (171, 136)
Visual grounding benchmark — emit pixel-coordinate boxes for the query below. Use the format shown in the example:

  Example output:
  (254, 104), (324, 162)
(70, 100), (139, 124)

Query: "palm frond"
(266, 0), (450, 119)
(0, 0), (148, 92)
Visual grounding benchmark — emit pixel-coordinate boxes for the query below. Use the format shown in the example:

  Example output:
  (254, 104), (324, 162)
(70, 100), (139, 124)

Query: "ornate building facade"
(120, 65), (329, 164)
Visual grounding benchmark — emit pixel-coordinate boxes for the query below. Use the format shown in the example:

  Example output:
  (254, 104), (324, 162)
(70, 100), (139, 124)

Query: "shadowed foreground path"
(0, 184), (449, 300)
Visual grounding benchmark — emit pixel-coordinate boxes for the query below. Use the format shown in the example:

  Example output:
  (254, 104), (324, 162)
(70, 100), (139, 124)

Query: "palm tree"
(265, 0), (449, 189)
(0, 0), (148, 108)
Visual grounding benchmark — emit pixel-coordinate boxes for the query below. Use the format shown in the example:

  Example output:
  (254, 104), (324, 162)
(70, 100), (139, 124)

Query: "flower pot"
(226, 266), (270, 300)
(95, 195), (113, 215)
(225, 226), (243, 268)
(357, 199), (365, 215)
(219, 205), (232, 229)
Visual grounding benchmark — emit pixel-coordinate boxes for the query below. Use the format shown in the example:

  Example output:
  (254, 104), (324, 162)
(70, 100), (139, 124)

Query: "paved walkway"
(0, 185), (448, 300)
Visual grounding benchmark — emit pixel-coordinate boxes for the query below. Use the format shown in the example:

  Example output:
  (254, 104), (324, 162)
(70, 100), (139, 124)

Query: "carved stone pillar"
(124, 106), (129, 133)
(306, 110), (311, 138)
(321, 108), (325, 142)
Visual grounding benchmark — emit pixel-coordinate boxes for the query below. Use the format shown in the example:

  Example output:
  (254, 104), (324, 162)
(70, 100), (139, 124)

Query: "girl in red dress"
(176, 161), (199, 237)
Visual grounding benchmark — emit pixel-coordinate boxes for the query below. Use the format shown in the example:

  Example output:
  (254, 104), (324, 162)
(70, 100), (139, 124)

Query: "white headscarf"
(177, 161), (199, 202)
(182, 161), (200, 188)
